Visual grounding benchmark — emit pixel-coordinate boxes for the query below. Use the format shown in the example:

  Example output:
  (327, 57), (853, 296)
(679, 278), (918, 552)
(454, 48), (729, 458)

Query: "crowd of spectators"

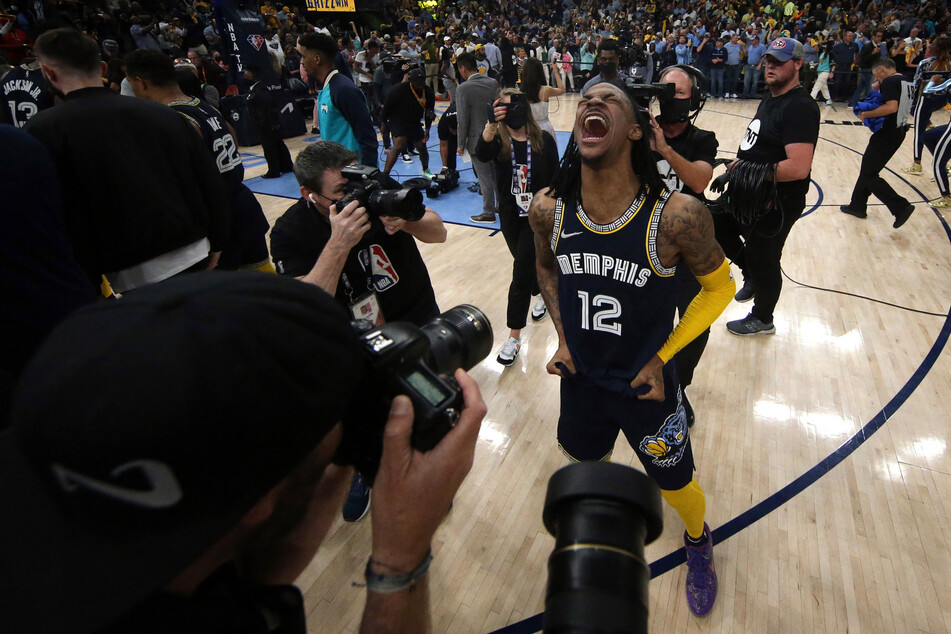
(2, 0), (948, 107)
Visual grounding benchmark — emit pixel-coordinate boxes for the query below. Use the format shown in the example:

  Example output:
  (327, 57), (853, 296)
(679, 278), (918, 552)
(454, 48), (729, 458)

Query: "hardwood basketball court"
(248, 94), (951, 633)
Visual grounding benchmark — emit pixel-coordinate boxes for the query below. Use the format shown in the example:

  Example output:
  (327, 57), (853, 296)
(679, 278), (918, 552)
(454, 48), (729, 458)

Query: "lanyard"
(510, 135), (531, 196)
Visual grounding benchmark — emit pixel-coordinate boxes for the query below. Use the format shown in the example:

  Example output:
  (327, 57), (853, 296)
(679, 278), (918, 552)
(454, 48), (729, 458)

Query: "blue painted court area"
(244, 131), (572, 230)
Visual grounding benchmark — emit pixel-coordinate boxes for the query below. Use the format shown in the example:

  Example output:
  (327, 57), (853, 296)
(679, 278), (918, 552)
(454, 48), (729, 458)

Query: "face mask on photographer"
(598, 61), (618, 77)
(658, 97), (692, 124)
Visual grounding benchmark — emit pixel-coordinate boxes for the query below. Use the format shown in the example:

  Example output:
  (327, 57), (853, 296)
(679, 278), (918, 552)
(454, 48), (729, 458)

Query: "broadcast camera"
(425, 168), (461, 199)
(334, 306), (493, 482)
(542, 462), (664, 633)
(382, 55), (421, 74)
(339, 165), (427, 221)
(623, 76), (676, 108)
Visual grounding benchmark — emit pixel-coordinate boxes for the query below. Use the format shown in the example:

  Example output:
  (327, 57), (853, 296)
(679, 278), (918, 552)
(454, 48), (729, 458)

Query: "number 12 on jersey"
(577, 291), (622, 336)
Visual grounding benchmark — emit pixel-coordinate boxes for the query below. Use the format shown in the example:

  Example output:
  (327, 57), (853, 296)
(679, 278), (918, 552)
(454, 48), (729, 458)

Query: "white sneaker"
(531, 297), (548, 321)
(496, 337), (521, 366)
(825, 99), (833, 104)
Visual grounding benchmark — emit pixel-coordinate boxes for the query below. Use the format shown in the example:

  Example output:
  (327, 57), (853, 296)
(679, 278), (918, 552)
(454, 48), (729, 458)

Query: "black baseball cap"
(0, 273), (363, 633)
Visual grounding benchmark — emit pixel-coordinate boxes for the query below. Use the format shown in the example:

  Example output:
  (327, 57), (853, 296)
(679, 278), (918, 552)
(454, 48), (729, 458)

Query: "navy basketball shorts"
(557, 366), (695, 491)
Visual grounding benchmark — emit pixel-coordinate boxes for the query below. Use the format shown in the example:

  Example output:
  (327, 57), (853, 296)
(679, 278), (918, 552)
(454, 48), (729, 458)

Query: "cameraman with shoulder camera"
(647, 65), (719, 427)
(271, 141), (447, 522)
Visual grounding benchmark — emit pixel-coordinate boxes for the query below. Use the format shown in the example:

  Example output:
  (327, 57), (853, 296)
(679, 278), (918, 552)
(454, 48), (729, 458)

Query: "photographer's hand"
(298, 199), (370, 294)
(379, 215), (406, 235)
(328, 199), (371, 251)
(362, 370), (486, 632)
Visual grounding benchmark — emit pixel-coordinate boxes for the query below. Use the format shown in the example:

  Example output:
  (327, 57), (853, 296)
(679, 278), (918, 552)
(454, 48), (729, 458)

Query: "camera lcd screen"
(407, 370), (450, 406)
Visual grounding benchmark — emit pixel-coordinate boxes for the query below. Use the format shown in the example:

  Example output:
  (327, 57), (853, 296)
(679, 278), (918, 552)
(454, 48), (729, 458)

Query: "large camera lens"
(542, 462), (664, 634)
(367, 187), (425, 221)
(419, 304), (493, 375)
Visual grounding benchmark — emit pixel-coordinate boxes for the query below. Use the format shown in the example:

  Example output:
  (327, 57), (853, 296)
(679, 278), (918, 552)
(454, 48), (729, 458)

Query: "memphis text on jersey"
(555, 252), (653, 288)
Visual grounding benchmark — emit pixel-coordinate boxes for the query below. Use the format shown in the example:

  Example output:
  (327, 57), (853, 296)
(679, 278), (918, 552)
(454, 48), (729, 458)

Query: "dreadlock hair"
(493, 88), (546, 161)
(549, 92), (663, 202)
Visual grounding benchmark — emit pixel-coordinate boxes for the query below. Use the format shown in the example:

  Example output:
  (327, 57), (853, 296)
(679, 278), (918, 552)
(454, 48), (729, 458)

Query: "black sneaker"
(839, 205), (867, 219)
(411, 147), (420, 156)
(342, 472), (371, 522)
(726, 313), (776, 336)
(734, 280), (754, 303)
(893, 204), (914, 229)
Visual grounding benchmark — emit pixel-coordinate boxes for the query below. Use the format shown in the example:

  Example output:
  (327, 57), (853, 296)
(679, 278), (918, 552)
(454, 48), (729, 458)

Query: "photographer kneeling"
(270, 140), (448, 522)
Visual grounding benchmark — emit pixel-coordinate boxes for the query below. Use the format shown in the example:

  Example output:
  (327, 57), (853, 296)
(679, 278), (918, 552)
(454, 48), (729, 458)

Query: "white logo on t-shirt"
(740, 118), (761, 151)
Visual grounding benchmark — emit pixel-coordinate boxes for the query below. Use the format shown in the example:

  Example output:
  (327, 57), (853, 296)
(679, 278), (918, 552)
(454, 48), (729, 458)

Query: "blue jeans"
(710, 67), (724, 97)
(743, 64), (760, 96)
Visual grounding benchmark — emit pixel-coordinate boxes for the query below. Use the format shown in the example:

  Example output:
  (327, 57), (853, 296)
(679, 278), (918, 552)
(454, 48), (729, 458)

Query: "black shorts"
(557, 366), (695, 491)
(437, 107), (457, 141)
(387, 119), (424, 144)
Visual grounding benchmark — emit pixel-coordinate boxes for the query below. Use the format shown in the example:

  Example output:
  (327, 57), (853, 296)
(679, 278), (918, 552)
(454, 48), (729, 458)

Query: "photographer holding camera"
(0, 273), (487, 634)
(475, 89), (559, 367)
(270, 140), (448, 521)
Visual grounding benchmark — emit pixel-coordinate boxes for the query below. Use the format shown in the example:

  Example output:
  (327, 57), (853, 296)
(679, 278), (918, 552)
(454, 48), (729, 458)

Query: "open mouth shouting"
(581, 112), (609, 142)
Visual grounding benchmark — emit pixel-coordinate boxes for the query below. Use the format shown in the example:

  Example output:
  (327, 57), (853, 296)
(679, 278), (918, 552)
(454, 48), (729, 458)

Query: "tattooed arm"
(529, 187), (576, 377)
(631, 192), (734, 400)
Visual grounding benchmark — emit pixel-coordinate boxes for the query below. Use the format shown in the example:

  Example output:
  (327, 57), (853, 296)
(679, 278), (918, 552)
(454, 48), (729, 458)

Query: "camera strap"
(510, 136), (532, 216)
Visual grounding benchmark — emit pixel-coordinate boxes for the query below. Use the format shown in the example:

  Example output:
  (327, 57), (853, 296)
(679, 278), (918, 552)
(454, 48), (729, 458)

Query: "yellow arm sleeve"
(657, 259), (735, 364)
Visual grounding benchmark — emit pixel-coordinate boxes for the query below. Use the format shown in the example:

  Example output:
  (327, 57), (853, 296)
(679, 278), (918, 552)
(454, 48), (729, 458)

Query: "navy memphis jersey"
(553, 185), (679, 395)
(169, 97), (244, 191)
(1, 65), (53, 128)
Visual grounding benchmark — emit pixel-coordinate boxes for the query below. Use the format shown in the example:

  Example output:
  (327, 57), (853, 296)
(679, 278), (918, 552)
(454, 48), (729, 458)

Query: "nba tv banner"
(305, 0), (356, 12)
(212, 0), (281, 91)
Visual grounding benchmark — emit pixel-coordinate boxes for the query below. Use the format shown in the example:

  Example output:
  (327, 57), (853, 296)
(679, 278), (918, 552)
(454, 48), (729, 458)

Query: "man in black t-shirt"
(270, 141), (447, 523)
(648, 65), (719, 425)
(270, 141), (446, 326)
(381, 68), (436, 177)
(715, 38), (820, 336)
(840, 57), (916, 228)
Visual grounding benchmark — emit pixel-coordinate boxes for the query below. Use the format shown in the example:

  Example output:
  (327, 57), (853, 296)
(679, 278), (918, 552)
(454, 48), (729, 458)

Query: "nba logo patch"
(365, 244), (399, 292)
(247, 34), (266, 51)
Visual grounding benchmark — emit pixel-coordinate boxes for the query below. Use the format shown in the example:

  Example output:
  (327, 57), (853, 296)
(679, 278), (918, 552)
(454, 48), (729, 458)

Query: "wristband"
(364, 550), (433, 593)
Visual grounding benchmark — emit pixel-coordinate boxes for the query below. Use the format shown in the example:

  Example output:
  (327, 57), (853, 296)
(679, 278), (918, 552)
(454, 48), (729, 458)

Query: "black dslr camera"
(338, 164), (427, 221)
(425, 168), (460, 199)
(623, 76), (676, 108)
(334, 306), (493, 481)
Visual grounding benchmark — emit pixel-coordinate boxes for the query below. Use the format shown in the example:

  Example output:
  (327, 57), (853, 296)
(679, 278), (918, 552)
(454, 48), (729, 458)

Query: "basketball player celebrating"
(529, 82), (735, 617)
